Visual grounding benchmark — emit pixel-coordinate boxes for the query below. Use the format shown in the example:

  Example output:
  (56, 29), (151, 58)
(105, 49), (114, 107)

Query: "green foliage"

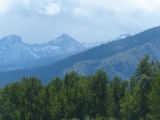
(0, 77), (43, 120)
(147, 72), (160, 119)
(108, 76), (127, 119)
(0, 55), (160, 119)
(87, 70), (108, 119)
(120, 90), (140, 120)
(134, 55), (159, 119)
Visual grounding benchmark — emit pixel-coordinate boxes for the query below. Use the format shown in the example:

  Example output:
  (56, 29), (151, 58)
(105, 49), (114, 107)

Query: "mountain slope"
(1, 26), (160, 86)
(65, 40), (160, 79)
(0, 35), (38, 65)
(31, 33), (85, 57)
(82, 33), (131, 48)
(0, 34), (85, 71)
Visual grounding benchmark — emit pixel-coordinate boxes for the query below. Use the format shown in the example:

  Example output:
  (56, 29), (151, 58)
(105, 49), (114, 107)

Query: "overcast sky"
(0, 0), (160, 43)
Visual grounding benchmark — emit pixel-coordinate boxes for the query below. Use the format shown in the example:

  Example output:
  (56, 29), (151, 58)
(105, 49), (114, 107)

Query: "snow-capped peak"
(2, 35), (23, 44)
(51, 33), (77, 44)
(31, 33), (85, 57)
(82, 41), (108, 48)
(0, 33), (86, 66)
(59, 33), (70, 38)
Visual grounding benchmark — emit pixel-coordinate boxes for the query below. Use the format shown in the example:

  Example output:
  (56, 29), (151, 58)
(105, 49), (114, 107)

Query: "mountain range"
(0, 33), (86, 71)
(82, 33), (130, 48)
(0, 32), (128, 72)
(0, 26), (160, 86)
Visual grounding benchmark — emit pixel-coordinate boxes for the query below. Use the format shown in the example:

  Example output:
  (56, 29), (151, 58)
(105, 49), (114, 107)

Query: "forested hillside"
(1, 26), (160, 86)
(0, 55), (160, 120)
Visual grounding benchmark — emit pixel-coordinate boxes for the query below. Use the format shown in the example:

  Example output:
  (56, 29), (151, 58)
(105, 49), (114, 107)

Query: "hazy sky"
(0, 0), (160, 43)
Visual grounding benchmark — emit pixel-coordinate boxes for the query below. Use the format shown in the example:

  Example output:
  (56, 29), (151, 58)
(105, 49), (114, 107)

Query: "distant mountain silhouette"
(1, 26), (160, 86)
(0, 34), (85, 71)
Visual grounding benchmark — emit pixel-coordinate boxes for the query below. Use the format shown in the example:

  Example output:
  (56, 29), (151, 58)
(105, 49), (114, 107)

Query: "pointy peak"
(53, 33), (76, 43)
(59, 33), (72, 39)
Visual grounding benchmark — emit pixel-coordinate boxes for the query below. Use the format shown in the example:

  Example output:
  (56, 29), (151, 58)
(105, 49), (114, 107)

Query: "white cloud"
(0, 0), (61, 16)
(135, 0), (160, 12)
(71, 7), (88, 16)
(0, 0), (12, 14)
(1, 0), (160, 43)
(1, 0), (160, 17)
(46, 3), (61, 15)
(24, 0), (61, 16)
(35, 2), (61, 16)
(70, 0), (160, 15)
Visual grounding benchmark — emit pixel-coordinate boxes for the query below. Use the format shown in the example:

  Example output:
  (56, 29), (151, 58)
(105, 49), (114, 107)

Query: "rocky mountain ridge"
(0, 26), (159, 86)
(0, 34), (85, 70)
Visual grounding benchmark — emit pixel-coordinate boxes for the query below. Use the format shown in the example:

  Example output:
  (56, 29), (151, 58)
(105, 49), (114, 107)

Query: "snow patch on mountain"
(0, 34), (86, 65)
(116, 33), (131, 40)
(32, 33), (85, 57)
(0, 35), (40, 64)
(81, 33), (131, 48)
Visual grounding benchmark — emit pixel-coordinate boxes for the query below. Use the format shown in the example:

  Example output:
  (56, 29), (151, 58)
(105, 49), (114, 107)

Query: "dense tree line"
(0, 55), (160, 120)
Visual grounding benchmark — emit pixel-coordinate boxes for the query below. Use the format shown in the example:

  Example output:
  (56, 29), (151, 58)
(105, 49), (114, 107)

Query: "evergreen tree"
(0, 82), (25, 120)
(108, 77), (127, 119)
(147, 72), (160, 119)
(21, 77), (43, 120)
(88, 70), (108, 119)
(134, 55), (154, 119)
(45, 77), (64, 119)
(63, 71), (81, 119)
(72, 77), (89, 120)
(120, 78), (140, 120)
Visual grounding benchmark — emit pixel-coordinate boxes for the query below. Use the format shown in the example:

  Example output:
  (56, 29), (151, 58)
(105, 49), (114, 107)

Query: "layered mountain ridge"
(0, 33), (85, 70)
(0, 26), (160, 86)
(0, 33), (129, 66)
